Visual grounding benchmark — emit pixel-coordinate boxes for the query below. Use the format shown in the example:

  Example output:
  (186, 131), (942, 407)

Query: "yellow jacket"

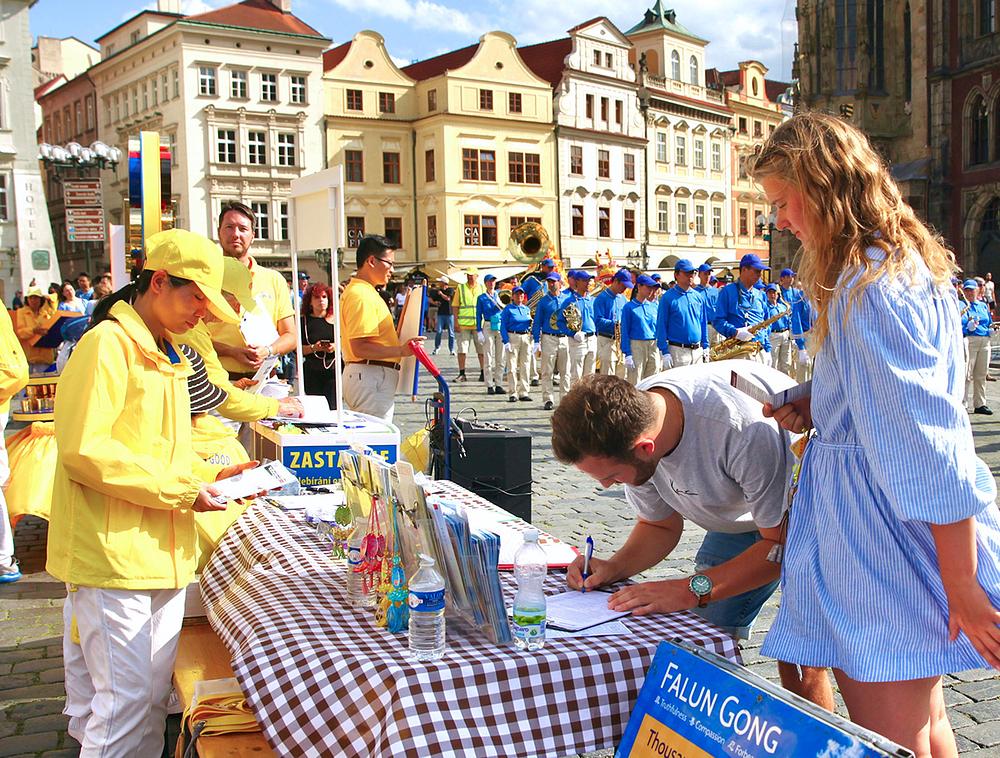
(0, 307), (28, 414)
(174, 321), (279, 422)
(15, 303), (55, 366)
(47, 301), (222, 590)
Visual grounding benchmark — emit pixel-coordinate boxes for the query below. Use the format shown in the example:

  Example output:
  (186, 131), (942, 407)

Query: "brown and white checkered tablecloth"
(200, 501), (741, 758)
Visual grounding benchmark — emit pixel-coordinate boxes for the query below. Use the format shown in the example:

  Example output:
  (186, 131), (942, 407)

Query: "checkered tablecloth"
(201, 502), (741, 758)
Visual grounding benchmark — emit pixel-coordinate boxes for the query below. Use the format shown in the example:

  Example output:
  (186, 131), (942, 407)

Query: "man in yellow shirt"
(209, 201), (297, 379)
(340, 235), (422, 421)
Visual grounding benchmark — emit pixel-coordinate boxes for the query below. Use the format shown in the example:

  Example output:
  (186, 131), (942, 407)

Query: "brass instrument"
(552, 301), (582, 332)
(710, 307), (788, 361)
(507, 221), (552, 262)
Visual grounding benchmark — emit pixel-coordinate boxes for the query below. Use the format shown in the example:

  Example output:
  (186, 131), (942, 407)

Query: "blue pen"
(581, 536), (594, 593)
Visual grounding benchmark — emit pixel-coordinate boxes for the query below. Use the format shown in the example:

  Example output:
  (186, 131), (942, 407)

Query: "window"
(379, 92), (395, 113)
(615, 100), (623, 126)
(173, 69), (180, 98)
(675, 135), (686, 165)
(261, 73), (277, 102)
(605, 52), (613, 68)
(738, 117), (747, 135)
(868, 0), (885, 91)
(769, 123), (776, 135)
(383, 151), (401, 184)
(461, 148), (496, 181)
(251, 202), (270, 240)
(509, 92), (522, 113)
(132, 88), (138, 114)
(290, 75), (307, 104)
(231, 70), (247, 99)
(904, 2), (913, 99)
(425, 149), (435, 182)
(131, 30), (141, 45)
(711, 142), (722, 171)
(739, 208), (749, 236)
(694, 139), (704, 169)
(981, 0), (996, 35)
(479, 89), (493, 110)
(593, 50), (601, 66)
(570, 145), (583, 174)
(427, 89), (437, 111)
(624, 153), (635, 182)
(510, 216), (542, 231)
(677, 202), (688, 231)
(695, 204), (705, 234)
(248, 131), (266, 165)
(509, 152), (540, 184)
(597, 149), (610, 179)
(346, 89), (363, 110)
(689, 55), (699, 84)
(656, 132), (667, 162)
(739, 155), (749, 180)
(971, 95), (990, 165)
(464, 215), (498, 246)
(753, 120), (763, 138)
(345, 150), (364, 182)
(216, 129), (236, 163)
(586, 94), (594, 119)
(835, 0), (859, 91)
(278, 202), (289, 240)
(152, 80), (158, 107)
(427, 215), (437, 247)
(671, 50), (681, 80)
(347, 216), (365, 246)
(277, 133), (296, 166)
(624, 209), (636, 239)
(572, 205), (584, 236)
(658, 200), (669, 232)
(0, 175), (8, 221)
(712, 206), (722, 236)
(601, 97), (609, 122)
(162, 74), (168, 103)
(384, 217), (402, 248)
(85, 96), (94, 130)
(598, 207), (610, 238)
(75, 102), (83, 134)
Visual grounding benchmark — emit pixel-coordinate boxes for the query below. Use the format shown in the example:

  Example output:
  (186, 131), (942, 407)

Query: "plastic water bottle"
(408, 553), (446, 661)
(512, 529), (547, 651)
(346, 517), (372, 608)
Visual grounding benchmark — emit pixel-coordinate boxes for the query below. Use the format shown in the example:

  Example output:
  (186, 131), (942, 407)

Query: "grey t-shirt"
(624, 363), (795, 533)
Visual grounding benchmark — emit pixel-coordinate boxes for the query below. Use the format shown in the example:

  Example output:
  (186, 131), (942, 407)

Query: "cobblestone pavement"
(1, 351), (999, 756)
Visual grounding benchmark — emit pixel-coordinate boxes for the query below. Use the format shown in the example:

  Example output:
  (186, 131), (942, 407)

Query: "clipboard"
(31, 312), (88, 348)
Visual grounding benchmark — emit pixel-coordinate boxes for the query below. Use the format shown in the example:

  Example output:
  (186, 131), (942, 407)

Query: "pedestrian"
(453, 268), (485, 382)
(712, 254), (771, 360)
(565, 270), (597, 385)
(0, 303), (28, 583)
(656, 259), (709, 368)
(531, 272), (570, 410)
(765, 284), (793, 376)
(476, 274), (505, 395)
(429, 277), (455, 355)
(339, 234), (422, 421)
(11, 290), (22, 310)
(500, 286), (532, 402)
(594, 269), (630, 377)
(83, 275), (114, 318)
(300, 281), (339, 409)
(754, 111), (1000, 754)
(985, 271), (996, 320)
(15, 286), (56, 372)
(57, 281), (86, 314)
(551, 369), (834, 709)
(694, 263), (721, 346)
(620, 274), (659, 384)
(48, 229), (255, 755)
(76, 273), (94, 302)
(963, 279), (992, 415)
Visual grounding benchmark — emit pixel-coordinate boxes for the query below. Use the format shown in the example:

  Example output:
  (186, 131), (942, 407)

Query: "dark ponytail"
(84, 270), (192, 334)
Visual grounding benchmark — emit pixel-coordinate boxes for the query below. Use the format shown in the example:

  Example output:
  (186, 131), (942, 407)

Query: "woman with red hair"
(300, 282), (338, 408)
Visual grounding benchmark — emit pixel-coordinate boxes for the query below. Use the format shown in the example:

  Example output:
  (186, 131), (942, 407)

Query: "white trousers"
(455, 327), (483, 356)
(0, 412), (11, 566)
(505, 333), (531, 398)
(342, 363), (398, 422)
(967, 334), (991, 408)
(539, 334), (569, 404)
(791, 336), (813, 382)
(770, 330), (794, 376)
(596, 335), (624, 377)
(482, 324), (504, 387)
(64, 585), (186, 757)
(667, 344), (703, 367)
(627, 339), (660, 384)
(567, 334), (596, 386)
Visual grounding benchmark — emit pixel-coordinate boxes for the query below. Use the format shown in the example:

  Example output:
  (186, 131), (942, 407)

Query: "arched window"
(981, 0), (996, 36)
(689, 55), (699, 84)
(867, 0), (884, 91)
(904, 3), (912, 100)
(983, 198), (1000, 235)
(971, 95), (990, 165)
(835, 0), (858, 92)
(671, 50), (680, 80)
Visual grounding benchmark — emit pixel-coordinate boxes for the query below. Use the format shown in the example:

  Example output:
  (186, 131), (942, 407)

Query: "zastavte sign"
(616, 640), (913, 758)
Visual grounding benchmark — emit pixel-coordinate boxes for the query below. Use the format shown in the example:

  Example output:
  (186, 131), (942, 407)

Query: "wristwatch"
(688, 573), (713, 608)
(265, 345), (274, 358)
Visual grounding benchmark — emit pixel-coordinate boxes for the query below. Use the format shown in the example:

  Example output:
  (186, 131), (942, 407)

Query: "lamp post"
(755, 209), (776, 279)
(637, 53), (652, 278)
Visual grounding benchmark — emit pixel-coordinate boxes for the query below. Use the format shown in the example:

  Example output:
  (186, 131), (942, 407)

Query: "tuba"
(507, 222), (552, 263)
(709, 307), (788, 362)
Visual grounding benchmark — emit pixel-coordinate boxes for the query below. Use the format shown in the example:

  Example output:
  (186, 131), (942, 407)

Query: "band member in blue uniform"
(713, 253), (771, 360)
(594, 269), (630, 377)
(656, 259), (709, 368)
(765, 283), (793, 376)
(566, 270), (597, 385)
(500, 286), (533, 402)
(532, 272), (570, 410)
(475, 274), (505, 395)
(963, 279), (992, 415)
(621, 274), (660, 384)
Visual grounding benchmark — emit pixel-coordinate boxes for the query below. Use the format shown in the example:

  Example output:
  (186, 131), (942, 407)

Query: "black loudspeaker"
(449, 417), (532, 522)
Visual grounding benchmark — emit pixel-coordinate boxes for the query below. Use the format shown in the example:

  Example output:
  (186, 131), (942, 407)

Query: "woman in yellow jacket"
(47, 229), (254, 757)
(15, 286), (55, 371)
(0, 303), (28, 582)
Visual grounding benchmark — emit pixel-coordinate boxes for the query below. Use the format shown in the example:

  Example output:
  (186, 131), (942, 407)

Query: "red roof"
(186, 0), (324, 38)
(765, 79), (790, 102)
(323, 40), (351, 71)
(717, 69), (740, 87)
(401, 42), (478, 81)
(518, 38), (572, 89)
(567, 16), (611, 34)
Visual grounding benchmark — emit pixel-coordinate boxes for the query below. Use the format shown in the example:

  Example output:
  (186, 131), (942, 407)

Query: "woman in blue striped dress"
(751, 113), (1000, 756)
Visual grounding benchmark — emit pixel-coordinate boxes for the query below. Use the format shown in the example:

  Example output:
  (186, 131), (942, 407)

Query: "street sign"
(67, 207), (106, 242)
(64, 179), (103, 207)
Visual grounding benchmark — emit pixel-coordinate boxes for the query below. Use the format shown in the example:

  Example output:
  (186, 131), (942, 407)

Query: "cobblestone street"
(1, 353), (999, 756)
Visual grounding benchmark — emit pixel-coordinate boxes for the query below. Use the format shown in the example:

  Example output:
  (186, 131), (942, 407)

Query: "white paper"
(258, 379), (292, 399)
(543, 590), (631, 631)
(546, 620), (631, 639)
(466, 509), (579, 569)
(247, 356), (280, 392)
(239, 301), (280, 348)
(267, 492), (345, 511)
(730, 370), (812, 408)
(212, 460), (298, 502)
(272, 394), (336, 423)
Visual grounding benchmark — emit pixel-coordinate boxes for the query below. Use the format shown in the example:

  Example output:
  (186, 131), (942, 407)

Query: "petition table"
(200, 501), (741, 758)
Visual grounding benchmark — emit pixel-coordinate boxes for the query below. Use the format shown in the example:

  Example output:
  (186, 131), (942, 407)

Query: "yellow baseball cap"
(466, 267), (479, 276)
(143, 229), (238, 324)
(222, 257), (255, 313)
(25, 286), (45, 298)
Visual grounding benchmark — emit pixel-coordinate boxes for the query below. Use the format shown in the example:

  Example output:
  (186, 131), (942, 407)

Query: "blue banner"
(282, 444), (396, 486)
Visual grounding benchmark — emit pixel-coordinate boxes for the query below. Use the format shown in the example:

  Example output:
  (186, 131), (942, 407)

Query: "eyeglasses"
(372, 257), (395, 268)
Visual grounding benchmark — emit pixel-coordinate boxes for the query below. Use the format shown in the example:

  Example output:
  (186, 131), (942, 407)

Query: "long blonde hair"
(749, 112), (955, 349)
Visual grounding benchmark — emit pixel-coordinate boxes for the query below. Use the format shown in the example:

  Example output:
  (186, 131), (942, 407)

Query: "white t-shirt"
(985, 280), (995, 303)
(624, 363), (796, 533)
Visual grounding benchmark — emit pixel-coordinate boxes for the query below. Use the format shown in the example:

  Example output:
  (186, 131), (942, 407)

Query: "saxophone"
(710, 307), (788, 361)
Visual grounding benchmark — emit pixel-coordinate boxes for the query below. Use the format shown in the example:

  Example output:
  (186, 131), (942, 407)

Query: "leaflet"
(543, 590), (631, 632)
(212, 461), (298, 503)
(730, 370), (812, 408)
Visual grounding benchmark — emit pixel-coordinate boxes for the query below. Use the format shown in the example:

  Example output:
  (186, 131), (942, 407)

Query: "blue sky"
(30, 0), (797, 81)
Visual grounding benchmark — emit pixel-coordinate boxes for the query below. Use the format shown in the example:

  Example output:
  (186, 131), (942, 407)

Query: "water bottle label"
(347, 547), (361, 567)
(408, 588), (445, 612)
(512, 614), (546, 641)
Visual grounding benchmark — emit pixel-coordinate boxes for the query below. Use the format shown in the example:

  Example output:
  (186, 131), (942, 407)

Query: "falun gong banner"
(616, 640), (913, 758)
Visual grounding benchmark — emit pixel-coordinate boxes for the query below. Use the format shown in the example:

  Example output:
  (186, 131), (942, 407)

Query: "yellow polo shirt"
(340, 278), (398, 365)
(208, 255), (294, 373)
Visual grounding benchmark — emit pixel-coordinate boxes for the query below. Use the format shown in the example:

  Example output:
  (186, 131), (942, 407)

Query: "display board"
(395, 284), (427, 397)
